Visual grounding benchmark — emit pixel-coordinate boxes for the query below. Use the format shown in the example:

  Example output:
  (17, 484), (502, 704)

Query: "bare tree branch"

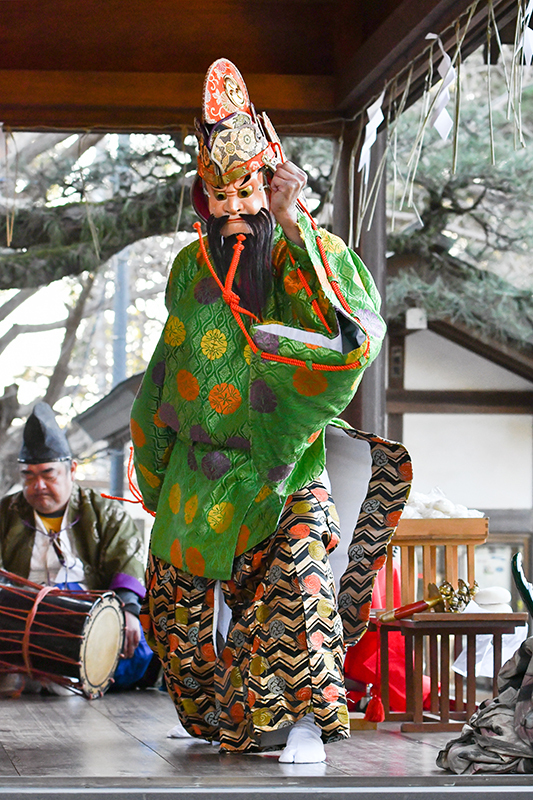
(0, 288), (38, 323)
(0, 319), (68, 357)
(44, 274), (97, 407)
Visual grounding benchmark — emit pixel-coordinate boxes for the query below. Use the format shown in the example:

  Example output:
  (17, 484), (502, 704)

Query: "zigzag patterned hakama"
(142, 480), (349, 752)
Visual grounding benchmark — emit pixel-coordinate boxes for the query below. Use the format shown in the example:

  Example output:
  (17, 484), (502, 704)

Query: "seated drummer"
(0, 401), (153, 690)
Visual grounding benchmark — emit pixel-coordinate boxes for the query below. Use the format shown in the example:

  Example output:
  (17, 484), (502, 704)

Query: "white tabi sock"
(167, 718), (193, 739)
(278, 713), (326, 763)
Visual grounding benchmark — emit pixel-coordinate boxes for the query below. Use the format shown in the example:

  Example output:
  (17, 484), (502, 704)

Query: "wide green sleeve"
(247, 216), (386, 492)
(129, 249), (192, 512)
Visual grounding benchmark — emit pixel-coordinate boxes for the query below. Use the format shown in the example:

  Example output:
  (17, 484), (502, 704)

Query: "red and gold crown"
(193, 59), (283, 204)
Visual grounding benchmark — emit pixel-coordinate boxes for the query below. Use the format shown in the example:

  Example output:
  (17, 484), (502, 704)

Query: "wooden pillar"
(387, 323), (406, 442)
(333, 123), (388, 436)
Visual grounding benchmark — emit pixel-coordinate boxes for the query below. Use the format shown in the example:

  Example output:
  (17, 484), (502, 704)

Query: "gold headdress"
(192, 58), (284, 219)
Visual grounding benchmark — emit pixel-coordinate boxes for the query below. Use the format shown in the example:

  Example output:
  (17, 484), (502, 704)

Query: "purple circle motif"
(187, 446), (198, 472)
(158, 403), (180, 432)
(190, 425), (212, 444)
(202, 451), (231, 480)
(253, 330), (279, 354)
(226, 436), (251, 450)
(194, 276), (222, 305)
(250, 379), (277, 413)
(353, 308), (386, 339)
(267, 463), (294, 483)
(151, 361), (166, 387)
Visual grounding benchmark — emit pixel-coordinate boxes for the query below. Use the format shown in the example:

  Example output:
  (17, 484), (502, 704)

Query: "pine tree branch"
(0, 178), (195, 289)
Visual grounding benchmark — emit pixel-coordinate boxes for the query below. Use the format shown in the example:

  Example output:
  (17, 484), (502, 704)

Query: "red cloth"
(344, 561), (431, 712)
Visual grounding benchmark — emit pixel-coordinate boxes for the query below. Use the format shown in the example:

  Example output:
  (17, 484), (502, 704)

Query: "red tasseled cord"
(364, 619), (385, 722)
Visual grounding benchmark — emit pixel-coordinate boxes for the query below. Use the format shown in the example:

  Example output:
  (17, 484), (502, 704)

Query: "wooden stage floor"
(0, 688), (532, 799)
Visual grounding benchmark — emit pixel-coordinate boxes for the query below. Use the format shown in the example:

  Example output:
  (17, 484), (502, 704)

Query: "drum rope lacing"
(21, 584), (56, 676)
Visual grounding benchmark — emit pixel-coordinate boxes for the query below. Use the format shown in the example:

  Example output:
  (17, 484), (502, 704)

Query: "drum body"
(0, 569), (124, 698)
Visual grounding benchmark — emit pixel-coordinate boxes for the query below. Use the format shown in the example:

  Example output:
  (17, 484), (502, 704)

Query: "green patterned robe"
(131, 212), (385, 580)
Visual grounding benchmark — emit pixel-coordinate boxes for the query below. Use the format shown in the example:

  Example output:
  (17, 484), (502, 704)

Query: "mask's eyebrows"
(236, 174), (252, 187)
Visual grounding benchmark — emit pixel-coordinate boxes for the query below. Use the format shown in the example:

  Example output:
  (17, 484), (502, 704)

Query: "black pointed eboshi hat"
(18, 402), (72, 464)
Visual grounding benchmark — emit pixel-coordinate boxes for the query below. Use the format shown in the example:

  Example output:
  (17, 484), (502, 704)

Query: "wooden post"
(332, 123), (388, 435)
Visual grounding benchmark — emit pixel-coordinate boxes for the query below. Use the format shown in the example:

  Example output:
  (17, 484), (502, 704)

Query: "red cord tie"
(101, 447), (156, 517)
(193, 222), (363, 372)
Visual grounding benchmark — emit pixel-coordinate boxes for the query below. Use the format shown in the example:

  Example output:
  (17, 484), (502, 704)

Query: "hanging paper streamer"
(357, 92), (384, 185)
(426, 33), (456, 140)
(522, 0), (533, 65)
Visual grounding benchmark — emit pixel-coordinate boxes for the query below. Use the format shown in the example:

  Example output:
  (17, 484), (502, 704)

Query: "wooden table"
(374, 611), (528, 732)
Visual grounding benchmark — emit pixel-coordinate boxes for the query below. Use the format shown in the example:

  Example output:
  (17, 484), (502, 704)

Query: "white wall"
(405, 329), (533, 391)
(400, 330), (533, 510)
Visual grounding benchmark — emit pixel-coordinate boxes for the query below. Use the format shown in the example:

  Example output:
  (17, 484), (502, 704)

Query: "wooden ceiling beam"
(0, 71), (336, 133)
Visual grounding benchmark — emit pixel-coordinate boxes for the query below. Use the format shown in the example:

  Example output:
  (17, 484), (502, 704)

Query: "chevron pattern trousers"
(141, 479), (350, 752)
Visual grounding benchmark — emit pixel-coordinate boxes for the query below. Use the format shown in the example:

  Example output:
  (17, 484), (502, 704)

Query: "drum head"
(78, 594), (124, 698)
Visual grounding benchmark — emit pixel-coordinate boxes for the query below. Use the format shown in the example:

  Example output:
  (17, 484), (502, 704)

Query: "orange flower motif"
(372, 555), (387, 571)
(185, 547), (205, 576)
(386, 510), (402, 528)
(296, 687), (312, 701)
(201, 328), (228, 360)
(235, 525), (250, 555)
(252, 551), (263, 571)
(304, 574), (322, 595)
(326, 531), (340, 552)
(230, 702), (245, 723)
(138, 463), (160, 488)
(130, 419), (146, 447)
(153, 409), (167, 428)
(323, 685), (340, 703)
(272, 240), (288, 272)
(283, 269), (304, 295)
(358, 601), (371, 622)
(168, 483), (181, 514)
(164, 315), (186, 346)
(139, 613), (150, 633)
(184, 494), (198, 524)
(289, 523), (311, 540)
(310, 631), (324, 650)
(311, 485), (329, 502)
(176, 370), (200, 401)
(247, 689), (257, 707)
(209, 383), (242, 414)
(222, 648), (233, 669)
(398, 462), (413, 481)
(170, 538), (183, 569)
(293, 367), (328, 397)
(201, 643), (216, 662)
